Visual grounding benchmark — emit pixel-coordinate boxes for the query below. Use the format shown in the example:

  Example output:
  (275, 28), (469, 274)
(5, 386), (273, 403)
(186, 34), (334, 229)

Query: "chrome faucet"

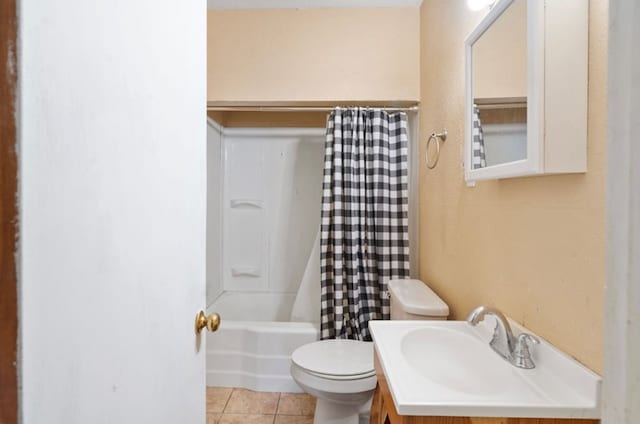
(466, 306), (540, 369)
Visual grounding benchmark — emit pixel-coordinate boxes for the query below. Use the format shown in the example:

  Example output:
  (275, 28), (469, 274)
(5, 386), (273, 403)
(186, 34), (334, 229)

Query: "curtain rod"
(474, 96), (527, 110)
(206, 105), (420, 112)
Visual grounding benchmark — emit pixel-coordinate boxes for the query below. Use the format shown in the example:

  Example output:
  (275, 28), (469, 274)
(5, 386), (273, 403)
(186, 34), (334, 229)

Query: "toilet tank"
(388, 279), (449, 320)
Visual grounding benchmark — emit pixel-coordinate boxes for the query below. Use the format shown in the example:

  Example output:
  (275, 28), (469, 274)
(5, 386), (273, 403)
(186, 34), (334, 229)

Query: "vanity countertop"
(369, 319), (601, 419)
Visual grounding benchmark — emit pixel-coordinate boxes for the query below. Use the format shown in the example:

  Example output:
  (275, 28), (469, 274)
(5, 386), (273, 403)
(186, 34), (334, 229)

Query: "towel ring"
(426, 130), (447, 169)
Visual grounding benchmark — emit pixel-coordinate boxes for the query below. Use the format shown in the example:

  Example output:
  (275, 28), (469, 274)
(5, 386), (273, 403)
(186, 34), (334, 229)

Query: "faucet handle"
(513, 333), (540, 369)
(518, 333), (540, 345)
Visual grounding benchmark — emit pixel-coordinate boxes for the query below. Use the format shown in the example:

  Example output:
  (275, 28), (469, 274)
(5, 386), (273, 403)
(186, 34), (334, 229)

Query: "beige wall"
(418, 0), (607, 373)
(208, 8), (420, 103)
(472, 0), (527, 99)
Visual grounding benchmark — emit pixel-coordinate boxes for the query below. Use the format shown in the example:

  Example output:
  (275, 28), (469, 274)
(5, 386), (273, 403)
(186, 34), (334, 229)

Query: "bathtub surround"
(205, 124), (323, 392)
(207, 126), (325, 307)
(290, 230), (322, 323)
(419, 0), (607, 372)
(321, 108), (410, 340)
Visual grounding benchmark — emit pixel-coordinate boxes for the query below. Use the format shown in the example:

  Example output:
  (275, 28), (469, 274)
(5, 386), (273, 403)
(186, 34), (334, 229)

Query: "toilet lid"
(292, 340), (374, 377)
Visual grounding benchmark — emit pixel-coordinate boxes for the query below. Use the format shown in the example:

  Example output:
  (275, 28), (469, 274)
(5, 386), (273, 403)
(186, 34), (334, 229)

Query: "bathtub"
(206, 291), (320, 393)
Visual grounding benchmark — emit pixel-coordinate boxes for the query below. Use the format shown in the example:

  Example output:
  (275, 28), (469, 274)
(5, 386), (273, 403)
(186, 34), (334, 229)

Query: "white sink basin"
(370, 320), (601, 419)
(401, 326), (515, 395)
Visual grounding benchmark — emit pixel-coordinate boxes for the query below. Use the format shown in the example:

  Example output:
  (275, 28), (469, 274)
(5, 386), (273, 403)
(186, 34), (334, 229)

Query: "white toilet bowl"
(291, 279), (450, 423)
(290, 339), (376, 424)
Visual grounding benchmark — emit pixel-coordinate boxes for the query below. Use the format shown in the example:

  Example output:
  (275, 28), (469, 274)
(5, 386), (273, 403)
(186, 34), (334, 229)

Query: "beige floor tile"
(276, 393), (316, 416)
(274, 415), (314, 424)
(207, 387), (233, 413)
(219, 414), (275, 424)
(206, 413), (222, 424)
(224, 389), (280, 414)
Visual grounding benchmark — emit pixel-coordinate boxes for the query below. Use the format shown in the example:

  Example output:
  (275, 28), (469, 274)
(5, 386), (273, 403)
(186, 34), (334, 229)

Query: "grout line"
(274, 391), (282, 418)
(221, 387), (234, 413)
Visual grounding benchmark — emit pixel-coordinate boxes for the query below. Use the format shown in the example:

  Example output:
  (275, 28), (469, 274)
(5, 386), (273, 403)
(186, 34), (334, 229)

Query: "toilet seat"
(291, 339), (375, 380)
(297, 366), (376, 381)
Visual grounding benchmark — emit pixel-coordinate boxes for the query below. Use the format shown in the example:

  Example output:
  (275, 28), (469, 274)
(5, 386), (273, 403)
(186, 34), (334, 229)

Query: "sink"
(401, 326), (514, 395)
(369, 320), (601, 418)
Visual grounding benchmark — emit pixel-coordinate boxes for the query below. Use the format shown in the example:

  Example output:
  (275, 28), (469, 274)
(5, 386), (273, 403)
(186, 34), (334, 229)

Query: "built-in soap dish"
(231, 267), (261, 278)
(230, 199), (263, 209)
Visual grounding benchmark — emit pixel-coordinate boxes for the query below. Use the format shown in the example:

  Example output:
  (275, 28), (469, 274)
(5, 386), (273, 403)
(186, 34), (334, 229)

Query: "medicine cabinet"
(464, 0), (588, 182)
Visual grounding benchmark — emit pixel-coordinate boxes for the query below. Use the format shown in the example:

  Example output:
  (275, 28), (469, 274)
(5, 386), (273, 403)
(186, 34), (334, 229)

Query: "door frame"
(0, 0), (19, 422)
(603, 0), (640, 422)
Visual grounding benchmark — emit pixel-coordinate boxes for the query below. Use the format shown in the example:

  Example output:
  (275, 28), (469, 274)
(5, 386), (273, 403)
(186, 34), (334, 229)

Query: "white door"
(18, 1), (207, 423)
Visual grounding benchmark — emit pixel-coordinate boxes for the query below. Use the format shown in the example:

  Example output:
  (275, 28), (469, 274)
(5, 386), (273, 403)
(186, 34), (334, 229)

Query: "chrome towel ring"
(426, 130), (447, 169)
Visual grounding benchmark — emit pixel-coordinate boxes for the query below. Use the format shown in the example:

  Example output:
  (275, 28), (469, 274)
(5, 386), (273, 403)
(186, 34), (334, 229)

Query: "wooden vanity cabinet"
(370, 351), (599, 424)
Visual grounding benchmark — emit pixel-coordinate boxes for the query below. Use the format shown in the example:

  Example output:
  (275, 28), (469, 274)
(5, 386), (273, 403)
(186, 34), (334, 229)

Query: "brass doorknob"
(195, 311), (221, 334)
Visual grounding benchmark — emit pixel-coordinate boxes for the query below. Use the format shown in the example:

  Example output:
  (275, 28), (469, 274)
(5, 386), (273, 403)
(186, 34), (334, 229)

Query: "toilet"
(290, 279), (449, 424)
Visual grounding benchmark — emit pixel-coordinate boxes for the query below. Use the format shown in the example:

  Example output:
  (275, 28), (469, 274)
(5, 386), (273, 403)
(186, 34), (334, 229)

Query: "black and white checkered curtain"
(320, 108), (410, 341)
(472, 105), (487, 169)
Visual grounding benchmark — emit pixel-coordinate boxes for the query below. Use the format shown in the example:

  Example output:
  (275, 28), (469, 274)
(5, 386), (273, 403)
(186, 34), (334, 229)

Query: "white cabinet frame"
(464, 0), (588, 182)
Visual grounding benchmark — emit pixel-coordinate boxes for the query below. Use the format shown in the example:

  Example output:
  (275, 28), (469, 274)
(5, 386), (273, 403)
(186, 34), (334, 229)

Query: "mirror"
(469, 0), (527, 170)
(471, 0), (527, 169)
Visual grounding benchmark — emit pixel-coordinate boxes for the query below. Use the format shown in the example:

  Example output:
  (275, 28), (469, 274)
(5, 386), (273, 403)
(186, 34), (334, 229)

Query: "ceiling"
(207, 0), (423, 10)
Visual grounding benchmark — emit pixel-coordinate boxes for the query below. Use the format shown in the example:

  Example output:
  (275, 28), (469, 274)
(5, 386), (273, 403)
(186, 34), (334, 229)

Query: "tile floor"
(207, 387), (316, 424)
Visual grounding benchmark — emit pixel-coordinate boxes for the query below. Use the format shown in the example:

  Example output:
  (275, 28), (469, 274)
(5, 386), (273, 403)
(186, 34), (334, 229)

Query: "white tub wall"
(224, 136), (270, 291)
(207, 119), (224, 305)
(222, 128), (325, 296)
(268, 132), (325, 293)
(210, 291), (297, 321)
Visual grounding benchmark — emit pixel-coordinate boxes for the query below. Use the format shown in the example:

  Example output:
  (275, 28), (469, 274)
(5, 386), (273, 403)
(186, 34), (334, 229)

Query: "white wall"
(221, 128), (325, 297)
(604, 0), (640, 421)
(207, 120), (223, 306)
(19, 1), (206, 423)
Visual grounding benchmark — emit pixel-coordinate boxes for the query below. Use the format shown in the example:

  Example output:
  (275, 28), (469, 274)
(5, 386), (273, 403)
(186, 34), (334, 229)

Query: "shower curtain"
(472, 105), (487, 169)
(320, 108), (410, 341)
